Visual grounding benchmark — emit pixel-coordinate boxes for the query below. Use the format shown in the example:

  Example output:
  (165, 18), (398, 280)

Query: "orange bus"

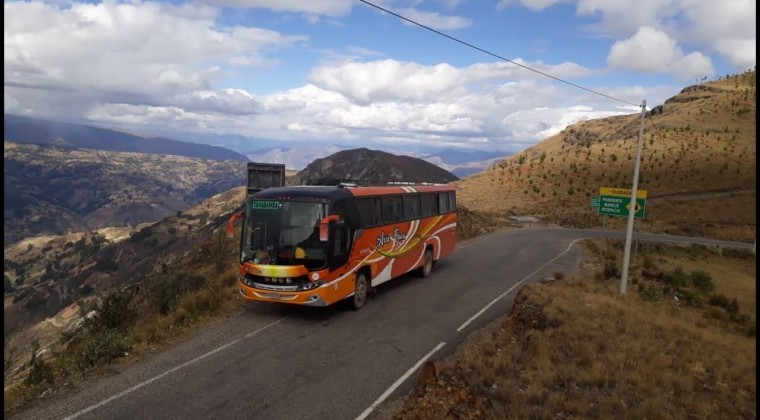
(226, 183), (457, 309)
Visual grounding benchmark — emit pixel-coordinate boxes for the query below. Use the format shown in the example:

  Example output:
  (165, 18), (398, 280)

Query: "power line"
(358, 0), (642, 108)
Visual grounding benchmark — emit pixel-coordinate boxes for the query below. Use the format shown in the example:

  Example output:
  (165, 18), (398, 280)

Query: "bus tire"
(351, 272), (369, 310)
(419, 248), (434, 278)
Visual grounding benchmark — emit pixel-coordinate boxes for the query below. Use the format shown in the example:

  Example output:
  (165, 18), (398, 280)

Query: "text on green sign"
(252, 200), (281, 210)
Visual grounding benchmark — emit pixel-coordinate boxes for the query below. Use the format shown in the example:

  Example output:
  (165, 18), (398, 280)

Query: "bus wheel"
(351, 273), (368, 310)
(419, 248), (434, 278)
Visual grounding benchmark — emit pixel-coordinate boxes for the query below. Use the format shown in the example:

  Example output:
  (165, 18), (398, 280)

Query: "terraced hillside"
(457, 70), (756, 241)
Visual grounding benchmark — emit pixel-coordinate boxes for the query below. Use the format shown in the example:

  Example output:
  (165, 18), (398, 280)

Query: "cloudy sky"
(4, 0), (756, 154)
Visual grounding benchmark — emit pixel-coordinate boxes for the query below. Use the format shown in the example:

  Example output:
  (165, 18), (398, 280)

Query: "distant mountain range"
(247, 145), (509, 177)
(3, 142), (246, 245)
(4, 114), (248, 161)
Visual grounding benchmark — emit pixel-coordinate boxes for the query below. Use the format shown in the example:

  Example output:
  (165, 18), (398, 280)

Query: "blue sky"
(4, 0), (756, 154)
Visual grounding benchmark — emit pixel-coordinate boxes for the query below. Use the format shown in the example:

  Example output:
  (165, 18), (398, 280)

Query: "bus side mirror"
(225, 211), (244, 238)
(319, 215), (340, 242)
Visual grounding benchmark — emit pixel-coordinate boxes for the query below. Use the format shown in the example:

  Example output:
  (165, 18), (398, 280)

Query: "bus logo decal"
(376, 227), (407, 248)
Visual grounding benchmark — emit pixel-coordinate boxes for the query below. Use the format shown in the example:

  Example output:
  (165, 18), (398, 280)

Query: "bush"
(638, 284), (661, 303)
(664, 267), (688, 287)
(25, 359), (54, 387)
(690, 270), (714, 292)
(87, 288), (137, 333)
(77, 328), (130, 372)
(603, 263), (619, 280)
(149, 271), (208, 315)
(708, 293), (731, 308)
(721, 248), (754, 260)
(673, 288), (701, 307)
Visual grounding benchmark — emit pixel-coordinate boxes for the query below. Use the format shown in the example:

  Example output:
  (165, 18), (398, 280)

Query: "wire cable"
(358, 0), (642, 108)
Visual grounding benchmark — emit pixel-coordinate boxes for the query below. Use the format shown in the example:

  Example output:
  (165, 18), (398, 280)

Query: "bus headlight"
(239, 275), (254, 287)
(298, 280), (323, 291)
(285, 277), (293, 284)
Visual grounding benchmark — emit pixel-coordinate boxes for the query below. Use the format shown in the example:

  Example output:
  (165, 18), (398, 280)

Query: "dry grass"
(457, 70), (756, 241)
(3, 233), (244, 415)
(395, 240), (756, 420)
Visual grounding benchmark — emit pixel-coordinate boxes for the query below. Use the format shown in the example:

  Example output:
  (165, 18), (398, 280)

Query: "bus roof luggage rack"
(302, 178), (447, 187)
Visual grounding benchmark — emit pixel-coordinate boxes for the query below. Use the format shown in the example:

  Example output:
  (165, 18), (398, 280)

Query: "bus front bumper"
(238, 282), (332, 307)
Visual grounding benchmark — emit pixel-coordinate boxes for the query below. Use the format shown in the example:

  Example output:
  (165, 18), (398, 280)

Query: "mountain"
(457, 69), (756, 242)
(290, 148), (459, 185)
(245, 145), (345, 170)
(424, 148), (510, 166)
(420, 149), (511, 178)
(3, 142), (246, 245)
(4, 114), (248, 161)
(3, 185), (247, 333)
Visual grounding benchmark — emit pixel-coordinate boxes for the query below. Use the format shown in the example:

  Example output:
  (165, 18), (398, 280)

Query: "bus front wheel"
(351, 273), (368, 310)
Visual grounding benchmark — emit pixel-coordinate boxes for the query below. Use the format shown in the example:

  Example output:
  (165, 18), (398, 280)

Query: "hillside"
(4, 114), (248, 161)
(290, 148), (459, 185)
(3, 186), (246, 334)
(457, 69), (756, 241)
(3, 142), (247, 244)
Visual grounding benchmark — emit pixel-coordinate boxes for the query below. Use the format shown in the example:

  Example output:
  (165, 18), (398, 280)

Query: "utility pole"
(620, 100), (647, 294)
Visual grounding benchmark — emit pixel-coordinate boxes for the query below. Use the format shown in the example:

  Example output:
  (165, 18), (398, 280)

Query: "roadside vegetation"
(3, 231), (243, 415)
(394, 239), (756, 419)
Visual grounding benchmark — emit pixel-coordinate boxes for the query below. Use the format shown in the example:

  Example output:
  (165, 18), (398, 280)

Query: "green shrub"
(690, 270), (715, 292)
(25, 358), (54, 387)
(77, 328), (130, 372)
(721, 248), (754, 260)
(638, 284), (661, 303)
(149, 271), (208, 315)
(673, 288), (701, 307)
(87, 288), (137, 333)
(664, 267), (688, 287)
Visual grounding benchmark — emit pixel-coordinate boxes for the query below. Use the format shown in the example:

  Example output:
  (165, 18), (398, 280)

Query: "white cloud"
(607, 26), (679, 72)
(4, 1), (306, 117)
(498, 0), (755, 73)
(199, 0), (353, 16)
(394, 8), (472, 30)
(576, 0), (754, 70)
(309, 58), (594, 105)
(607, 26), (714, 80)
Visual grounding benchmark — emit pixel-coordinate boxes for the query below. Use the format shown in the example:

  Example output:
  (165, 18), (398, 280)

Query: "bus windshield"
(241, 200), (328, 270)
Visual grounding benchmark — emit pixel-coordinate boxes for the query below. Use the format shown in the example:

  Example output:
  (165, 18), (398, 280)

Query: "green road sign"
(598, 187), (647, 219)
(591, 197), (600, 208)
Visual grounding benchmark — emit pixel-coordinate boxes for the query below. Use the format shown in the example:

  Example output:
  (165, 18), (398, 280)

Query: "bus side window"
(382, 196), (403, 223)
(438, 193), (450, 214)
(403, 195), (421, 220)
(449, 191), (456, 211)
(357, 197), (381, 227)
(421, 194), (437, 217)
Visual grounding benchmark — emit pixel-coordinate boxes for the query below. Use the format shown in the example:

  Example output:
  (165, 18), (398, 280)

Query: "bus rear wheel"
(419, 248), (434, 278)
(351, 273), (368, 310)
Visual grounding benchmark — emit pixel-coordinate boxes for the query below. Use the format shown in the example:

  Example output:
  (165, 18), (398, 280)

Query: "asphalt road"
(10, 228), (753, 420)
